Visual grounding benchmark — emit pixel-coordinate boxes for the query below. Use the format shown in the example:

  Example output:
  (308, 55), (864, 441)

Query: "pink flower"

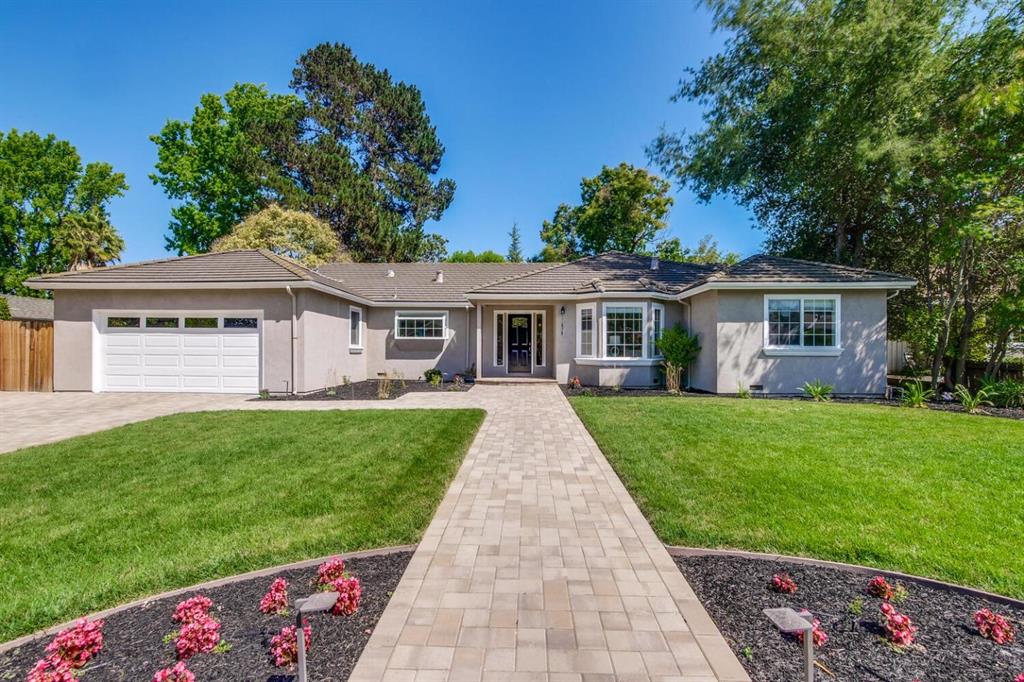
(175, 615), (221, 659)
(172, 595), (213, 625)
(867, 576), (895, 601)
(259, 578), (289, 615)
(151, 661), (195, 682)
(330, 575), (362, 616)
(25, 657), (74, 682)
(44, 618), (104, 669)
(1014, 673), (1024, 682)
(880, 603), (917, 647)
(795, 618), (829, 648)
(770, 573), (798, 594)
(316, 557), (346, 587)
(974, 609), (1015, 645)
(269, 621), (312, 667)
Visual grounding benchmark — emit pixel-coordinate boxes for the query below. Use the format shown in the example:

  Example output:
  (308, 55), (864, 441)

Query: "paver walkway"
(349, 384), (749, 682)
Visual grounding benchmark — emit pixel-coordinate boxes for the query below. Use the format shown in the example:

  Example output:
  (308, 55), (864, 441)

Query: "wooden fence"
(887, 339), (909, 374)
(0, 320), (53, 391)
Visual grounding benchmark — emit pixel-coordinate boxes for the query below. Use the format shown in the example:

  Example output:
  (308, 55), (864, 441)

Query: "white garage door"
(100, 313), (260, 393)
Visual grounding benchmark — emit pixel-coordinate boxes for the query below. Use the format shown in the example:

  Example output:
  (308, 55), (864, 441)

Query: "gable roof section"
(467, 252), (717, 297)
(1, 294), (53, 321)
(316, 262), (550, 303)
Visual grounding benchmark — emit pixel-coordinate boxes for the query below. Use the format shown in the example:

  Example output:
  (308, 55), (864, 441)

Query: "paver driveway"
(349, 384), (749, 682)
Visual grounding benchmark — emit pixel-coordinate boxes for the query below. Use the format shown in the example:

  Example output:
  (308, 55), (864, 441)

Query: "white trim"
(679, 280), (915, 299)
(763, 294), (842, 352)
(493, 311), (505, 367)
(601, 301), (648, 361)
(493, 309), (546, 375)
(576, 303), (597, 358)
(468, 291), (679, 301)
(649, 302), (665, 359)
(394, 310), (449, 340)
(348, 305), (363, 349)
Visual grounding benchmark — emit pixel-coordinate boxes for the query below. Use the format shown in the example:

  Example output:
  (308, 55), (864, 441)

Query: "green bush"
(656, 325), (701, 393)
(900, 379), (934, 408)
(0, 297), (10, 321)
(423, 368), (443, 386)
(800, 379), (833, 402)
(980, 377), (1024, 409)
(954, 384), (992, 413)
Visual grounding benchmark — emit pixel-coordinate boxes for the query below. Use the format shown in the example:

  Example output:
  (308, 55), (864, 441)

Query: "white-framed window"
(349, 306), (363, 349)
(764, 295), (841, 350)
(604, 304), (645, 359)
(494, 312), (505, 366)
(577, 303), (596, 357)
(649, 303), (665, 358)
(395, 311), (447, 339)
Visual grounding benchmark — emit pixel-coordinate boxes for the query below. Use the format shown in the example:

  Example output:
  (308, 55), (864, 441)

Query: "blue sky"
(1, 0), (756, 263)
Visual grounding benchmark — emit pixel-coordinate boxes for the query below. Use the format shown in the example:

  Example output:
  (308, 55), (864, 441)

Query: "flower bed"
(675, 554), (1024, 681)
(272, 379), (471, 401)
(0, 552), (411, 681)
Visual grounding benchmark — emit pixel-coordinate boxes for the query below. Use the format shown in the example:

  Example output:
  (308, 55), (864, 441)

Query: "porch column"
(475, 303), (483, 379)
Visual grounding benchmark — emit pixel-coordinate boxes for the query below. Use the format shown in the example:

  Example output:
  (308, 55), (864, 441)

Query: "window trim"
(349, 305), (363, 350)
(394, 310), (448, 340)
(576, 303), (597, 358)
(493, 309), (546, 374)
(602, 302), (647, 360)
(494, 311), (505, 366)
(649, 303), (665, 359)
(763, 294), (842, 355)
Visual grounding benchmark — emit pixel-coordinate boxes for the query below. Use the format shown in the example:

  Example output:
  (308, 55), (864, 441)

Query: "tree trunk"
(985, 328), (1012, 378)
(953, 295), (975, 387)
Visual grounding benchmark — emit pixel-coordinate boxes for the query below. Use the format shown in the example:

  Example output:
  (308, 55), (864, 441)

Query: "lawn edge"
(0, 544), (417, 654)
(666, 545), (1024, 608)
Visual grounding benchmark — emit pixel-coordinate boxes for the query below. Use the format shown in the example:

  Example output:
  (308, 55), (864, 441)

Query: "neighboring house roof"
(317, 262), (549, 303)
(468, 252), (717, 297)
(1, 294), (53, 321)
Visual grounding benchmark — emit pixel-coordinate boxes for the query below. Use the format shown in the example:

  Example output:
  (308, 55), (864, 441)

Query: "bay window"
(577, 304), (595, 357)
(605, 304), (644, 359)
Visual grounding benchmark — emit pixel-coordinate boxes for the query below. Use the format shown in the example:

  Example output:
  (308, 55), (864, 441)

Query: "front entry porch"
(473, 303), (556, 381)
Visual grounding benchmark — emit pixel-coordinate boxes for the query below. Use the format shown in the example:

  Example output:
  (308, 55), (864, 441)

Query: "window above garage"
(102, 314), (259, 331)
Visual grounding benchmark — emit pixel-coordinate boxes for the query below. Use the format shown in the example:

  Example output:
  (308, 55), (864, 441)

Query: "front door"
(508, 314), (532, 373)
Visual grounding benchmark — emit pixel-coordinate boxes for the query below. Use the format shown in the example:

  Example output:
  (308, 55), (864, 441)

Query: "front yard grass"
(570, 397), (1024, 599)
(0, 409), (484, 642)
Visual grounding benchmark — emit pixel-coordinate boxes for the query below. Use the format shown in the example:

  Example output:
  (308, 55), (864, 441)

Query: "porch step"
(475, 377), (558, 385)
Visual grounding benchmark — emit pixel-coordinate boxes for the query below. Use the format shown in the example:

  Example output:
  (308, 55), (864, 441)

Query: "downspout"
(286, 286), (296, 395)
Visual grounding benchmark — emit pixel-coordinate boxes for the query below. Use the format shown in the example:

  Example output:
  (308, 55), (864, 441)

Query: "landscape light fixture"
(293, 590), (339, 682)
(763, 606), (815, 682)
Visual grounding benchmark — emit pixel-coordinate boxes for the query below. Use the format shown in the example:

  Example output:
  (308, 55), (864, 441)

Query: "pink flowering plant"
(880, 603), (918, 647)
(43, 618), (105, 669)
(316, 557), (347, 587)
(25, 657), (74, 682)
(867, 576), (895, 601)
(269, 621), (312, 668)
(330, 575), (363, 615)
(1015, 673), (1024, 682)
(795, 618), (829, 648)
(172, 595), (213, 625)
(770, 573), (798, 594)
(974, 609), (1015, 645)
(259, 578), (290, 615)
(175, 615), (222, 659)
(151, 661), (196, 682)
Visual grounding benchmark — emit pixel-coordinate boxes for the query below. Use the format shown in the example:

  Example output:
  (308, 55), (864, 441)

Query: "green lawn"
(0, 409), (484, 642)
(571, 396), (1024, 599)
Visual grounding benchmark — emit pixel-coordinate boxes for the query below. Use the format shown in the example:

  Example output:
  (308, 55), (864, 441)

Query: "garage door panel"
(223, 375), (259, 390)
(106, 354), (142, 368)
(182, 375), (220, 390)
(143, 335), (181, 349)
(106, 334), (141, 348)
(222, 355), (257, 368)
(183, 354), (219, 368)
(143, 375), (182, 389)
(105, 375), (143, 388)
(183, 335), (219, 348)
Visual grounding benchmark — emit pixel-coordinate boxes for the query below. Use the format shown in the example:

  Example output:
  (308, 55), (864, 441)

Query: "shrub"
(25, 658), (74, 682)
(376, 375), (393, 399)
(900, 379), (933, 408)
(795, 618), (828, 648)
(330, 575), (363, 616)
(424, 368), (443, 386)
(173, 596), (213, 625)
(657, 325), (701, 393)
(801, 379), (833, 402)
(736, 383), (752, 399)
(151, 662), (195, 682)
(269, 621), (311, 668)
(450, 374), (465, 390)
(867, 576), (895, 601)
(880, 603), (917, 647)
(954, 384), (992, 413)
(316, 557), (346, 587)
(974, 608), (1015, 645)
(568, 376), (582, 390)
(44, 618), (104, 669)
(175, 615), (221, 659)
(259, 578), (289, 615)
(981, 377), (1024, 409)
(0, 297), (10, 321)
(770, 573), (798, 594)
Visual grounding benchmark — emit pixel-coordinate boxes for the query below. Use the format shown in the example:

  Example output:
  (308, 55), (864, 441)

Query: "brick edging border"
(0, 544), (417, 655)
(665, 545), (1024, 609)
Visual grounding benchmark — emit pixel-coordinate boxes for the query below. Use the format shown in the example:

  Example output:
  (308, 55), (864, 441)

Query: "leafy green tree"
(537, 203), (582, 262)
(656, 325), (701, 392)
(446, 249), (506, 263)
(0, 297), (10, 321)
(655, 235), (740, 265)
(151, 43), (454, 263)
(507, 222), (524, 262)
(211, 205), (346, 267)
(52, 210), (126, 271)
(1, 129), (127, 293)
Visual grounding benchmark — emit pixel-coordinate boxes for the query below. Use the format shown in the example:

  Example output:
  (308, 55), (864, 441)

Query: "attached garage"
(99, 312), (260, 393)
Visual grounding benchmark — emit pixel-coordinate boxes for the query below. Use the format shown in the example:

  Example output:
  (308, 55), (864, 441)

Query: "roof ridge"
(257, 249), (317, 281)
(750, 254), (912, 280)
(466, 259), (572, 292)
(29, 248), (267, 280)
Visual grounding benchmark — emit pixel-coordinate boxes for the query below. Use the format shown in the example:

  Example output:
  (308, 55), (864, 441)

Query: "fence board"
(0, 320), (53, 391)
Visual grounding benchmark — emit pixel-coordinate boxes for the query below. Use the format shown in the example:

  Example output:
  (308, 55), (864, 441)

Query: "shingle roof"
(468, 252), (718, 295)
(316, 262), (549, 302)
(683, 254), (915, 289)
(1, 294), (53, 321)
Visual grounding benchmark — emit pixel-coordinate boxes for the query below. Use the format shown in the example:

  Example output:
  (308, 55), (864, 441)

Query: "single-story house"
(1, 293), (54, 322)
(26, 249), (915, 395)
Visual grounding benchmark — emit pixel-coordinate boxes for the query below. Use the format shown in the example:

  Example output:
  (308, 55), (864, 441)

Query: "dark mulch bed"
(271, 379), (471, 401)
(0, 551), (412, 682)
(561, 385), (1024, 420)
(675, 554), (1024, 682)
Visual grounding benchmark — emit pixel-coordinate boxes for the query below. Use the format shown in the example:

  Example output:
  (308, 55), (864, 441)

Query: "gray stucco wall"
(713, 289), (888, 395)
(686, 291), (719, 393)
(295, 289), (367, 391)
(363, 306), (472, 381)
(52, 289), (294, 392)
